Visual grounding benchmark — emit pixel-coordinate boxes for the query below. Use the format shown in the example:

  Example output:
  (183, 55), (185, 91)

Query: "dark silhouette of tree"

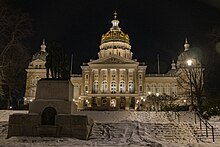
(0, 1), (32, 109)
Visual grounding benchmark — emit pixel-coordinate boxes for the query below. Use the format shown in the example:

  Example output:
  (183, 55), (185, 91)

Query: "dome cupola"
(98, 12), (133, 59)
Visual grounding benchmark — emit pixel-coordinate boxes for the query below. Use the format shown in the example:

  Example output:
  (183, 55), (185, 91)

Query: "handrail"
(195, 111), (215, 142)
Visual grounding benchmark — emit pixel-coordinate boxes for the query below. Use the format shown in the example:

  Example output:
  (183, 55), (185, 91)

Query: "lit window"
(93, 81), (98, 93)
(119, 80), (125, 93)
(102, 80), (108, 93)
(146, 84), (150, 95)
(128, 81), (134, 93)
(165, 83), (170, 95)
(157, 83), (163, 94)
(110, 99), (116, 107)
(151, 83), (156, 94)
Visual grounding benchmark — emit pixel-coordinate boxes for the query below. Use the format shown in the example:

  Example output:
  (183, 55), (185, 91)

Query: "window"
(139, 74), (142, 79)
(158, 83), (163, 94)
(85, 85), (88, 93)
(139, 85), (143, 92)
(85, 74), (89, 80)
(165, 83), (170, 95)
(119, 81), (125, 93)
(102, 81), (108, 93)
(112, 74), (116, 80)
(150, 83), (156, 94)
(172, 86), (177, 97)
(93, 81), (98, 93)
(128, 81), (134, 93)
(110, 99), (116, 107)
(146, 84), (150, 95)
(111, 81), (117, 94)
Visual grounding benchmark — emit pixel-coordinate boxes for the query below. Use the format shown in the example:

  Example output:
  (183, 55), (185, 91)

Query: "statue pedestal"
(29, 79), (77, 114)
(8, 79), (94, 140)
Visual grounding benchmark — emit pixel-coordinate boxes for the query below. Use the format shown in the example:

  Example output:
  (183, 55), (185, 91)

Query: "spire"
(114, 10), (117, 19)
(184, 37), (190, 51)
(40, 38), (46, 52)
(171, 59), (176, 69)
(111, 11), (120, 31)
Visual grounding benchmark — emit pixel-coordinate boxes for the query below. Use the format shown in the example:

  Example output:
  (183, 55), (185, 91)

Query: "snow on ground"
(0, 110), (220, 147)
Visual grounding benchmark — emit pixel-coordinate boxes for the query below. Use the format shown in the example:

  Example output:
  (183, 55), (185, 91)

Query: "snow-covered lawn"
(0, 110), (219, 147)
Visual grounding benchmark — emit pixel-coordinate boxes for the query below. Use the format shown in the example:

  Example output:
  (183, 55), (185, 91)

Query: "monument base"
(7, 113), (94, 140)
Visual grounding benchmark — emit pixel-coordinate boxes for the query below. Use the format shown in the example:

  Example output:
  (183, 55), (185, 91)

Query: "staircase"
(188, 122), (220, 143)
(90, 121), (198, 145)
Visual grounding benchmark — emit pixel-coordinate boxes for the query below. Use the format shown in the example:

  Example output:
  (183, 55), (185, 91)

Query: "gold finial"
(114, 10), (117, 19)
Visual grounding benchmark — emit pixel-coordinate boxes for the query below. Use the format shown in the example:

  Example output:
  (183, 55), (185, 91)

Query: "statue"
(45, 42), (70, 79)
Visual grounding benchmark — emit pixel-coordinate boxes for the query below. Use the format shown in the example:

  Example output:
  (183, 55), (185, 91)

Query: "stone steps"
(0, 121), (8, 138)
(90, 122), (198, 144)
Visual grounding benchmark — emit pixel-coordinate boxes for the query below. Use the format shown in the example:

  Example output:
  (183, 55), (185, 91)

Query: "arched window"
(165, 83), (170, 95)
(119, 80), (125, 93)
(172, 85), (177, 97)
(102, 80), (107, 93)
(111, 81), (117, 94)
(128, 81), (134, 93)
(151, 83), (156, 94)
(146, 83), (150, 95)
(157, 83), (163, 94)
(93, 81), (98, 93)
(110, 99), (116, 107)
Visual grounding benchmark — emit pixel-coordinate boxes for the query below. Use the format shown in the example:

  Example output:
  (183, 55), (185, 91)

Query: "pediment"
(31, 59), (45, 63)
(88, 55), (138, 65)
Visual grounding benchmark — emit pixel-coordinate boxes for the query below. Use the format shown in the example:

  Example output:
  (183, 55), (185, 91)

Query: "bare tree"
(0, 2), (32, 109)
(176, 54), (204, 110)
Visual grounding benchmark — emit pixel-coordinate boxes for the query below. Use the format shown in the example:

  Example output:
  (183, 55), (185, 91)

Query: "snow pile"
(0, 110), (28, 122)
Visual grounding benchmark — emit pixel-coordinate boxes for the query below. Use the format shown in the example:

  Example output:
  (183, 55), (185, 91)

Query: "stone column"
(98, 69), (101, 93)
(108, 69), (111, 93)
(107, 97), (111, 107)
(134, 70), (138, 93)
(117, 69), (119, 93)
(125, 69), (128, 93)
(89, 69), (93, 93)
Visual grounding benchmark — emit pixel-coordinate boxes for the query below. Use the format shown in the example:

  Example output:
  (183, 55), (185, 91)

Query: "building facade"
(24, 13), (202, 110)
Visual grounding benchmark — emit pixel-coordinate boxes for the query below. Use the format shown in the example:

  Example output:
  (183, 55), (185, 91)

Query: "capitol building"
(24, 13), (202, 110)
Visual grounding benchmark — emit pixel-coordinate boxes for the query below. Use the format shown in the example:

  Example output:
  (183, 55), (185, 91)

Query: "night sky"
(9, 0), (220, 74)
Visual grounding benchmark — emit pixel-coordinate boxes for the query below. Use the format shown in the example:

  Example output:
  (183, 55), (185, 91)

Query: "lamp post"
(156, 92), (160, 111)
(187, 59), (193, 110)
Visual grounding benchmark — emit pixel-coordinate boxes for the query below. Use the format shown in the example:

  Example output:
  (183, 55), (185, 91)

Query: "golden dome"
(101, 12), (130, 44)
(101, 30), (130, 44)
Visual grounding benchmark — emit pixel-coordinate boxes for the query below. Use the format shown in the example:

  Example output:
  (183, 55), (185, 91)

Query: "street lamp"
(187, 59), (193, 110)
(156, 93), (160, 111)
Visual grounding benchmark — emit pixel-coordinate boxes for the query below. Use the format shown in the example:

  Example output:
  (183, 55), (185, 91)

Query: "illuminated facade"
(24, 13), (202, 110)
